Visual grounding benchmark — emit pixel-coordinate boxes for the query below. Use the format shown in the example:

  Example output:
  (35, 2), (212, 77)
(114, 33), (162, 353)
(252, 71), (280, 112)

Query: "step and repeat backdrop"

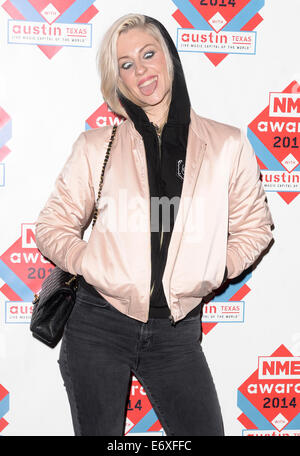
(0, 0), (299, 437)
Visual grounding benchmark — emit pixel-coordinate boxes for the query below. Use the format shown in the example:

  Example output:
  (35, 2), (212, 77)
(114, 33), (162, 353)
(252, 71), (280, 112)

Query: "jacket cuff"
(65, 240), (87, 276)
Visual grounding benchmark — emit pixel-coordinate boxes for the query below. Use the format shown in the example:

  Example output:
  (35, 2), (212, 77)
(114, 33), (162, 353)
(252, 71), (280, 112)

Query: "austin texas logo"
(201, 269), (250, 335)
(2, 0), (99, 59)
(248, 80), (300, 205)
(172, 0), (265, 66)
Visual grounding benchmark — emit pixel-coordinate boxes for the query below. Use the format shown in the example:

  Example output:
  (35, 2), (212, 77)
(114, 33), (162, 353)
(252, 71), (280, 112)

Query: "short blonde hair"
(97, 14), (174, 118)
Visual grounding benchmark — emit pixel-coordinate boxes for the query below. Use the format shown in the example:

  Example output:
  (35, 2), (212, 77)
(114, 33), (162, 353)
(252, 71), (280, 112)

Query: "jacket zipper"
(150, 129), (163, 298)
(150, 124), (175, 326)
(150, 228), (164, 297)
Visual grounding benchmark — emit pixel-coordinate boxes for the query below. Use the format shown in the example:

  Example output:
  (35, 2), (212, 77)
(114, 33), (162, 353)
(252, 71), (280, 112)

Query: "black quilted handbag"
(30, 125), (118, 348)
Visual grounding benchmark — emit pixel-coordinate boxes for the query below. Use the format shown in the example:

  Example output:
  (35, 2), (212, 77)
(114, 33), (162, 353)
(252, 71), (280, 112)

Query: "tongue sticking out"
(139, 79), (158, 96)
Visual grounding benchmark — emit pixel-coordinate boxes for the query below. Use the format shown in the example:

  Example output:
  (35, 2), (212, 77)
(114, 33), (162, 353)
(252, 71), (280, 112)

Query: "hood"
(117, 15), (191, 132)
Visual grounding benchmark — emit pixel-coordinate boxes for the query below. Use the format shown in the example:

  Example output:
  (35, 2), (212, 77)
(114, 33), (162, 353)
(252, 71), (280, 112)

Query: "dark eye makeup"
(120, 49), (156, 70)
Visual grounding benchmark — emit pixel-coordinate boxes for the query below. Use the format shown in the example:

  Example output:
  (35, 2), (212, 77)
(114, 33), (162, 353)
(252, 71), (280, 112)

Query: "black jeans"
(58, 281), (224, 436)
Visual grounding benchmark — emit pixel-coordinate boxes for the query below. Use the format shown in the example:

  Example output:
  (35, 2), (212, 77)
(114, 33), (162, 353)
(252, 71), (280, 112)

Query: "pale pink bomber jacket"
(35, 108), (274, 323)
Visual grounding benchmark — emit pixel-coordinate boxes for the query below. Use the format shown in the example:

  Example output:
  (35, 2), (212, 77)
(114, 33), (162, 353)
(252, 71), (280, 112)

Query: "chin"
(145, 98), (164, 107)
(140, 92), (169, 107)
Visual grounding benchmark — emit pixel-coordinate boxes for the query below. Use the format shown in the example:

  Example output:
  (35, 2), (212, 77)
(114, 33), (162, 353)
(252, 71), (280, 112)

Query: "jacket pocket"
(75, 282), (111, 309)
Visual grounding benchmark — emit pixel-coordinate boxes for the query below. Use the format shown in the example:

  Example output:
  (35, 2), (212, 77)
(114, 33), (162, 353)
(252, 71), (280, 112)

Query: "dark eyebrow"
(118, 43), (156, 61)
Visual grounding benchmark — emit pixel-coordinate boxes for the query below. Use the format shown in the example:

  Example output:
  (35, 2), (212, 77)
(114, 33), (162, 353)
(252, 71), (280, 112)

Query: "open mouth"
(138, 76), (158, 96)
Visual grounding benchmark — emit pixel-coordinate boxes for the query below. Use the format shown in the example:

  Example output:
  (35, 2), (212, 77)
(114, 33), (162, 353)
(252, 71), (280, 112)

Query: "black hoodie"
(117, 16), (201, 319)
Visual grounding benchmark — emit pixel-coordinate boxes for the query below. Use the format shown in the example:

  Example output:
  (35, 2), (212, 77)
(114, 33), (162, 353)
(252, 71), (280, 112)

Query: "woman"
(35, 14), (274, 436)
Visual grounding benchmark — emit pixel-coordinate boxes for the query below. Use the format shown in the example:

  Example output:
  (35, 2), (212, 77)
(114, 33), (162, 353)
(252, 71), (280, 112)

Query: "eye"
(119, 50), (156, 71)
(121, 61), (132, 70)
(144, 50), (155, 59)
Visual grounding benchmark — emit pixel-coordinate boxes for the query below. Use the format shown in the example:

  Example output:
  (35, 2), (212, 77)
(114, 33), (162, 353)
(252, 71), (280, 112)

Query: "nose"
(135, 60), (147, 76)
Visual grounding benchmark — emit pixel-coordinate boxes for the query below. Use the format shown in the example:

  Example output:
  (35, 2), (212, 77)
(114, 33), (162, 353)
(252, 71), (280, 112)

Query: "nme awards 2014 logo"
(85, 102), (124, 130)
(172, 0), (265, 66)
(238, 345), (300, 436)
(125, 376), (165, 436)
(0, 224), (52, 323)
(0, 107), (12, 188)
(2, 0), (99, 59)
(248, 81), (300, 205)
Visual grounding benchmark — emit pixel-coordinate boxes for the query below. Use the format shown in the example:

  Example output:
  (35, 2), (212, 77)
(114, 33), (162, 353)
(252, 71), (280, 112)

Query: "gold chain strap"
(32, 125), (118, 302)
(92, 124), (118, 228)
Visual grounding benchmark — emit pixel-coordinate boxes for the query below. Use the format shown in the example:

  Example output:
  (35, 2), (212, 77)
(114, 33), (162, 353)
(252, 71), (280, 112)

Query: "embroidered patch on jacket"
(177, 160), (185, 181)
